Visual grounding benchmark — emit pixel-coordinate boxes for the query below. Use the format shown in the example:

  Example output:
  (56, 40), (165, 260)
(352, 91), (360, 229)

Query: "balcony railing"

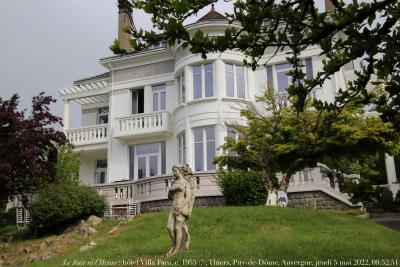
(66, 124), (108, 146)
(92, 171), (220, 205)
(115, 111), (171, 139)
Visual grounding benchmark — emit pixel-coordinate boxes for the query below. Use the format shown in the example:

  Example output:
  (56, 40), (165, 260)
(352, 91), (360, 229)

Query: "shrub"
(56, 145), (80, 184)
(395, 190), (400, 205)
(0, 207), (16, 227)
(216, 168), (265, 206)
(375, 186), (395, 211)
(345, 180), (396, 211)
(30, 183), (106, 231)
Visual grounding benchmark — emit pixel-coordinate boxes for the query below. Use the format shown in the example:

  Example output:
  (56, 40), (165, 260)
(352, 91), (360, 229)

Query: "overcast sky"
(0, 1), (325, 128)
(0, 0), (236, 128)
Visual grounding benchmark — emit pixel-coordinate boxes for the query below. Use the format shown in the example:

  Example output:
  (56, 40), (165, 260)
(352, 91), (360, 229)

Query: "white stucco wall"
(66, 20), (395, 193)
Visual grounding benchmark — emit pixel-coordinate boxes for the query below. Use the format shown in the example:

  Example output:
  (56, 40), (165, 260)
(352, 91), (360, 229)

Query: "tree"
(115, 0), (400, 130)
(56, 145), (81, 185)
(0, 93), (67, 209)
(214, 85), (399, 192)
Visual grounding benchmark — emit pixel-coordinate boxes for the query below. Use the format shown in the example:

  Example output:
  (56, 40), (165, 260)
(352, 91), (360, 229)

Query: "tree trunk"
(263, 169), (274, 204)
(279, 172), (292, 192)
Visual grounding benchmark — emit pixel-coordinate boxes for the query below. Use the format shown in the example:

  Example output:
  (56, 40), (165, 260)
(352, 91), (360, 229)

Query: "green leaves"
(216, 168), (266, 206)
(55, 145), (80, 185)
(216, 83), (399, 191)
(120, 0), (400, 127)
(30, 183), (106, 232)
(109, 39), (126, 55)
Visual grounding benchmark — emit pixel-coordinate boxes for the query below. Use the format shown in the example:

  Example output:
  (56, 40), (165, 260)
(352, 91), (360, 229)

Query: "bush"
(0, 207), (16, 227)
(216, 168), (265, 206)
(56, 145), (80, 184)
(395, 190), (400, 206)
(345, 180), (396, 211)
(30, 183), (106, 231)
(375, 186), (395, 211)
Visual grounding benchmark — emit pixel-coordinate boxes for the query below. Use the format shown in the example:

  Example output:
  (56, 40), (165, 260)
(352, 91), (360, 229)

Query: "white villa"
(59, 0), (399, 212)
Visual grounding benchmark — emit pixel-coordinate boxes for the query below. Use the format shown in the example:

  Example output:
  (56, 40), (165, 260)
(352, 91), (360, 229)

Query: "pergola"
(59, 78), (110, 131)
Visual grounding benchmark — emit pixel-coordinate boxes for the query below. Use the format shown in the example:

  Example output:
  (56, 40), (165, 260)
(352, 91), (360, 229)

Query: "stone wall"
(138, 191), (352, 213)
(287, 191), (352, 210)
(140, 196), (225, 213)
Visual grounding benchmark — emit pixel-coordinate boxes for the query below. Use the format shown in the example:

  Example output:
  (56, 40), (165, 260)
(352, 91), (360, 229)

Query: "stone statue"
(165, 164), (196, 257)
(266, 189), (277, 206)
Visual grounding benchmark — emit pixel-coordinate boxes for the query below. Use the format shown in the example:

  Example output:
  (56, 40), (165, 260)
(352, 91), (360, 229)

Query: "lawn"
(21, 206), (400, 267)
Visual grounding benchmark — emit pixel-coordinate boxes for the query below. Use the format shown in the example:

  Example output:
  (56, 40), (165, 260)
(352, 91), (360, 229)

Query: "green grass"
(24, 206), (400, 267)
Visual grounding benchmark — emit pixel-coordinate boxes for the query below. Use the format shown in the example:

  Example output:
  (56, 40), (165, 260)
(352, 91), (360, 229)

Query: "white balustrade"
(66, 124), (108, 145)
(116, 112), (170, 137)
(91, 171), (219, 205)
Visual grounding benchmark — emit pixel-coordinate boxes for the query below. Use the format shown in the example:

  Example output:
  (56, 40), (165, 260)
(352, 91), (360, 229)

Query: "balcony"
(115, 111), (172, 140)
(66, 124), (108, 146)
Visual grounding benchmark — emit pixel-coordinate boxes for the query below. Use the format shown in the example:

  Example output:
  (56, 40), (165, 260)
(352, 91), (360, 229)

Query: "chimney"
(324, 0), (336, 12)
(118, 0), (135, 52)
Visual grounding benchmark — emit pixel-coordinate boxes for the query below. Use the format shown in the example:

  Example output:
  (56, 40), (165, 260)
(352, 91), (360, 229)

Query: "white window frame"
(177, 73), (186, 104)
(177, 132), (186, 164)
(266, 58), (313, 95)
(131, 88), (144, 114)
(226, 127), (239, 157)
(95, 159), (107, 184)
(97, 107), (109, 125)
(193, 126), (216, 171)
(225, 63), (247, 98)
(193, 63), (214, 100)
(152, 84), (166, 112)
(134, 143), (162, 179)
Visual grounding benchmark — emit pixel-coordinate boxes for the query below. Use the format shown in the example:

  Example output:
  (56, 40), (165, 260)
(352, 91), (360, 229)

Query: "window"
(97, 107), (109, 124)
(262, 19), (270, 27)
(204, 64), (214, 98)
(276, 62), (293, 94)
(226, 128), (239, 157)
(177, 73), (186, 104)
(193, 63), (214, 99)
(225, 64), (246, 98)
(177, 132), (186, 164)
(266, 58), (313, 94)
(95, 160), (107, 184)
(148, 41), (167, 50)
(262, 19), (285, 28)
(152, 84), (166, 112)
(194, 126), (216, 171)
(129, 141), (166, 179)
(132, 89), (144, 114)
(303, 169), (312, 182)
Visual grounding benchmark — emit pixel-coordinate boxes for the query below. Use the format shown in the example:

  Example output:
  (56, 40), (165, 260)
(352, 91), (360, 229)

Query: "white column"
(215, 59), (226, 158)
(184, 65), (192, 101)
(385, 154), (397, 185)
(215, 59), (225, 99)
(144, 85), (153, 114)
(63, 100), (70, 132)
(247, 66), (256, 102)
(185, 108), (193, 168)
